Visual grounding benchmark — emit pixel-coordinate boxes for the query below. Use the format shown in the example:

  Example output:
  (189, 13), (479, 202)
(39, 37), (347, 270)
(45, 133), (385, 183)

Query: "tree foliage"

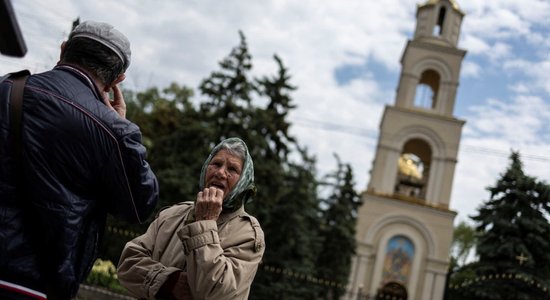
(446, 151), (550, 300)
(450, 221), (477, 268)
(316, 155), (361, 300)
(100, 83), (212, 262)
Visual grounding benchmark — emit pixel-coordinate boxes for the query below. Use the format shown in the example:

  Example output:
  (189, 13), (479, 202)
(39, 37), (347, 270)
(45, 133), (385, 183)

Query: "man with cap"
(0, 20), (159, 299)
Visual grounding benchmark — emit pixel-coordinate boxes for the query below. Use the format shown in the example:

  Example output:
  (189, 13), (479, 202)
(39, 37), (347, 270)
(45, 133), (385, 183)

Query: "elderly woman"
(117, 138), (265, 300)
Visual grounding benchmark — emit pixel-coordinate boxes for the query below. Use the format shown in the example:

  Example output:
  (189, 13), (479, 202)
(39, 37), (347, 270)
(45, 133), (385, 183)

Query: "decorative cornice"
(407, 39), (467, 57)
(363, 189), (457, 215)
(388, 105), (466, 124)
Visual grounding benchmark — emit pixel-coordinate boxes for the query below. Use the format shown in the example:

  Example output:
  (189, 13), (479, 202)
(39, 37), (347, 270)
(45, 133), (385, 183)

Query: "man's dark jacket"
(0, 65), (159, 299)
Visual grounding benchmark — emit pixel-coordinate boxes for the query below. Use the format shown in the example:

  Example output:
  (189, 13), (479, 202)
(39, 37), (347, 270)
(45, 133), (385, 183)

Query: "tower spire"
(414, 0), (465, 47)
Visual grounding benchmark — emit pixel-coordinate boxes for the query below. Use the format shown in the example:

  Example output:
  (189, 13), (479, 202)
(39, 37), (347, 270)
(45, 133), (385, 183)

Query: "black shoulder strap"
(9, 69), (30, 183)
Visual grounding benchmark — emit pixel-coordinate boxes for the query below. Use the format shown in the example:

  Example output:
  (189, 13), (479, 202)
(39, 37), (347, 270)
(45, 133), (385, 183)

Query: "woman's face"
(204, 149), (243, 198)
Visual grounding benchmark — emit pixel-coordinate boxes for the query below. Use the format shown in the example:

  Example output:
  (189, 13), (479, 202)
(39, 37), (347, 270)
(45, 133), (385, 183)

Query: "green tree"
(316, 155), (361, 300)
(446, 151), (550, 300)
(445, 221), (477, 298)
(199, 30), (255, 142)
(131, 83), (213, 209)
(252, 155), (322, 300)
(451, 221), (476, 266)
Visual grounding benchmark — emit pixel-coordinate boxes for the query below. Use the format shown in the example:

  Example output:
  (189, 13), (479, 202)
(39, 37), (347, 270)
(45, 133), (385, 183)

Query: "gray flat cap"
(69, 20), (131, 71)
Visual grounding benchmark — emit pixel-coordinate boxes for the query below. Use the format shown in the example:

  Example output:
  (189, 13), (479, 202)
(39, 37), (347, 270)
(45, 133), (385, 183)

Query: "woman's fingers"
(195, 188), (223, 221)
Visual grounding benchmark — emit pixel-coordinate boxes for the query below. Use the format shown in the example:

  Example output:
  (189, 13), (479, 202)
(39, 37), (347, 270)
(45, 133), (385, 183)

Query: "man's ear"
(103, 73), (126, 92)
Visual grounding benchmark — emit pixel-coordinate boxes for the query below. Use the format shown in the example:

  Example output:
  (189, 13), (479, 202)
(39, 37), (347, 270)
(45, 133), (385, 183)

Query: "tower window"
(394, 139), (432, 199)
(433, 7), (446, 36)
(395, 153), (424, 198)
(413, 69), (440, 109)
(414, 84), (433, 109)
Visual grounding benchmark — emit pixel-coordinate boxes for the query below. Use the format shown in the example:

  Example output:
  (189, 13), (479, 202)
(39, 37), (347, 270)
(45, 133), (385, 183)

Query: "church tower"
(346, 1), (466, 299)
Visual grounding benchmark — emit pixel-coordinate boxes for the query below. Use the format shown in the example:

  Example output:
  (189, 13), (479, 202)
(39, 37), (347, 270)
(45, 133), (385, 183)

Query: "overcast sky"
(2, 0), (550, 224)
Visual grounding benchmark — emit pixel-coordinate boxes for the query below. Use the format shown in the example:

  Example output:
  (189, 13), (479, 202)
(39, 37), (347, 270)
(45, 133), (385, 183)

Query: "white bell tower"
(346, 1), (466, 299)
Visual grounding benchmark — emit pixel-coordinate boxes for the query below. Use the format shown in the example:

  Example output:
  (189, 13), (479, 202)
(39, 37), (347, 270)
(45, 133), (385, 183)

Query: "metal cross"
(515, 252), (528, 265)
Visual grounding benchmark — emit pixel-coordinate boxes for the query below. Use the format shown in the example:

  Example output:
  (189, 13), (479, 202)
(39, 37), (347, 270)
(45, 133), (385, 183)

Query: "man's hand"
(195, 187), (223, 221)
(104, 84), (126, 119)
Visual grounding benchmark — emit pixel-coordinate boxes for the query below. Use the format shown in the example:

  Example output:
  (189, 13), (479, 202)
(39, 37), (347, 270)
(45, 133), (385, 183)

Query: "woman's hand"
(195, 187), (223, 221)
(104, 84), (126, 119)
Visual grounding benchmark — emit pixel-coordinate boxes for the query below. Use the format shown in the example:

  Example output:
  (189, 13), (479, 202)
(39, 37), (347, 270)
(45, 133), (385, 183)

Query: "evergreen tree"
(252, 154), (322, 300)
(446, 151), (550, 300)
(199, 30), (255, 142)
(316, 155), (361, 300)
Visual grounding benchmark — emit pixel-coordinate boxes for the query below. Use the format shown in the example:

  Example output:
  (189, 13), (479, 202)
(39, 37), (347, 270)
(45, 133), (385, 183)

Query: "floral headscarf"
(199, 137), (256, 211)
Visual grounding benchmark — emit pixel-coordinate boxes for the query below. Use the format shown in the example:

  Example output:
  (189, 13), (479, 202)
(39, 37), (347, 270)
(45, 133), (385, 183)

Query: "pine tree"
(251, 154), (322, 300)
(446, 151), (550, 300)
(199, 30), (255, 142)
(316, 155), (361, 300)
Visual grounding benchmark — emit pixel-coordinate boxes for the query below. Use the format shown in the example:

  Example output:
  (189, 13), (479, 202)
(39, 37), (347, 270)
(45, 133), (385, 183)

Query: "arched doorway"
(376, 281), (408, 300)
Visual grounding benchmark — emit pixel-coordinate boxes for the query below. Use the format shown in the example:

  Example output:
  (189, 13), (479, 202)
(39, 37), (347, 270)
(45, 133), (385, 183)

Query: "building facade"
(346, 1), (467, 299)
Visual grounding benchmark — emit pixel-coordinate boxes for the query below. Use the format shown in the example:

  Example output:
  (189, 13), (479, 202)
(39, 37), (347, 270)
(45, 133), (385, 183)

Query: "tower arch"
(395, 139), (432, 199)
(411, 57), (453, 81)
(407, 58), (456, 115)
(363, 214), (438, 298)
(392, 125), (449, 205)
(364, 214), (437, 257)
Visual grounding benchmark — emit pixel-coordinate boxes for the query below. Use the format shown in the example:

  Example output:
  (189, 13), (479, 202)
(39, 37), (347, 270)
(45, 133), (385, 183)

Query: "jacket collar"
(217, 205), (246, 226)
(54, 64), (103, 101)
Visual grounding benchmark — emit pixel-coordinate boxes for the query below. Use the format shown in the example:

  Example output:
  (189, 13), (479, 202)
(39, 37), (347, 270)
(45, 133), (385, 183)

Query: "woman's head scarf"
(199, 137), (256, 211)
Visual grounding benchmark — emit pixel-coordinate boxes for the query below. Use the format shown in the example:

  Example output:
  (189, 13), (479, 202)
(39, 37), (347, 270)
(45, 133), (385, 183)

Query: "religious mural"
(382, 235), (414, 284)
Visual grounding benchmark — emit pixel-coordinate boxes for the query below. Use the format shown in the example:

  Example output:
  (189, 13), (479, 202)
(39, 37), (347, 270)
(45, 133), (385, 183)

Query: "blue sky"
(2, 0), (549, 224)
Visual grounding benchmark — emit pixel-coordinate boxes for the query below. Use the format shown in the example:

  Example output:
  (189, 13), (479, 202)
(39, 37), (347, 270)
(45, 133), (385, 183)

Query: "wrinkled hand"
(171, 272), (193, 300)
(103, 84), (126, 119)
(195, 187), (224, 221)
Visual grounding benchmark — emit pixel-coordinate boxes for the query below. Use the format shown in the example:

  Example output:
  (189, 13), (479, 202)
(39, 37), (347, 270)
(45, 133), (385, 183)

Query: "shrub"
(84, 259), (127, 294)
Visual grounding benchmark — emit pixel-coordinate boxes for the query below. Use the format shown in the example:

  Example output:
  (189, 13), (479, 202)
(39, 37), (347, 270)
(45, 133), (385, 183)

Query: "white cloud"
(509, 83), (530, 94)
(467, 95), (549, 143)
(459, 0), (550, 37)
(460, 35), (490, 55)
(504, 58), (550, 97)
(487, 42), (512, 61)
(460, 61), (481, 78)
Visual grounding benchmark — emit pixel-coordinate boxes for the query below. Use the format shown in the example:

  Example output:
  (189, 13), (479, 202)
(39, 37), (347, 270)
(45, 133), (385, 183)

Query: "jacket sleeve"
(177, 217), (265, 300)
(116, 211), (181, 300)
(101, 123), (159, 224)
